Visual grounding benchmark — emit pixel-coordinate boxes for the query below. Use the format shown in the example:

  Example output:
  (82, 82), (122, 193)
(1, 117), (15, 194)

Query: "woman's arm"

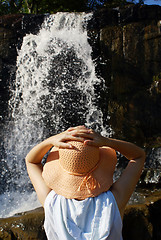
(25, 126), (90, 206)
(102, 138), (145, 217)
(25, 138), (54, 207)
(73, 129), (146, 217)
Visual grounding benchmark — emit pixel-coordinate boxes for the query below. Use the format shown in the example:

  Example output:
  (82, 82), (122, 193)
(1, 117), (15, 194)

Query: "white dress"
(44, 190), (123, 240)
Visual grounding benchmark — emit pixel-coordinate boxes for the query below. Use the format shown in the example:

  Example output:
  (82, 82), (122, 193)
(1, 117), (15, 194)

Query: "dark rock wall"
(0, 14), (23, 122)
(0, 14), (45, 123)
(90, 5), (161, 148)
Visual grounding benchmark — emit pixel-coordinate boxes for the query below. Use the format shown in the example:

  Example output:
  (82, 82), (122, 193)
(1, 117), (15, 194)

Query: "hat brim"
(42, 147), (117, 200)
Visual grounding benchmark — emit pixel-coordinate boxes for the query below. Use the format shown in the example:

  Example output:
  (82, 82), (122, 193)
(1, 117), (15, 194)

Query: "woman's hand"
(71, 128), (108, 147)
(26, 125), (90, 164)
(47, 125), (91, 149)
(84, 130), (108, 147)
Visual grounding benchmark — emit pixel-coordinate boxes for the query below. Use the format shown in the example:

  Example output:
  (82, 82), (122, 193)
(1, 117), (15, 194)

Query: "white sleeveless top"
(44, 190), (122, 240)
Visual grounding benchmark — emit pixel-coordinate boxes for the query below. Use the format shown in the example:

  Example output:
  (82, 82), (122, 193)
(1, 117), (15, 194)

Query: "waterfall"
(0, 12), (109, 218)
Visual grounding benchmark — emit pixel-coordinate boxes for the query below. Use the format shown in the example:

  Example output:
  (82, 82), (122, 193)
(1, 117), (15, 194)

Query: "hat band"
(77, 172), (101, 193)
(59, 158), (101, 177)
(59, 158), (101, 193)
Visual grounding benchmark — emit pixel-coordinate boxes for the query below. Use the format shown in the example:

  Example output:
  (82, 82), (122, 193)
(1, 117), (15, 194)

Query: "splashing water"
(0, 12), (109, 218)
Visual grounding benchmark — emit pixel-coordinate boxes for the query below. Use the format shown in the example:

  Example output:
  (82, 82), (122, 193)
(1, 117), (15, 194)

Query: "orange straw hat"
(42, 141), (117, 200)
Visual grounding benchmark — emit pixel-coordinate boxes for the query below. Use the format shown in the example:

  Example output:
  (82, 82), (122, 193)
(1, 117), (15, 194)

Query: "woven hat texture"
(59, 141), (99, 174)
(42, 141), (117, 200)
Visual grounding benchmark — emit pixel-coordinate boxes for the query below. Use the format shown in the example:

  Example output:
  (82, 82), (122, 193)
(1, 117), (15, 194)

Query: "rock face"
(123, 190), (161, 240)
(0, 14), (45, 123)
(0, 207), (47, 240)
(89, 4), (161, 149)
(0, 191), (161, 240)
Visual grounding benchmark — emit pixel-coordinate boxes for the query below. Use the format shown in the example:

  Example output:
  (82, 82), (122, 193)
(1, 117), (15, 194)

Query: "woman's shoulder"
(100, 146), (117, 158)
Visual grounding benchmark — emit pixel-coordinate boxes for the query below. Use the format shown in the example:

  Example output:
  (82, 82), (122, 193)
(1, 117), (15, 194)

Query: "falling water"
(0, 12), (109, 218)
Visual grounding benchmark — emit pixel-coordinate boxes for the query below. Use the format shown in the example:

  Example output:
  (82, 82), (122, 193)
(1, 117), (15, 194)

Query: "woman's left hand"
(71, 128), (108, 148)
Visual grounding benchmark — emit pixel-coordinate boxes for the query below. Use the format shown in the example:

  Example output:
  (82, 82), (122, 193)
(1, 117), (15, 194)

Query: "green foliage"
(0, 1), (9, 15)
(0, 0), (144, 15)
(0, 0), (88, 15)
(21, 0), (88, 14)
(0, 0), (24, 15)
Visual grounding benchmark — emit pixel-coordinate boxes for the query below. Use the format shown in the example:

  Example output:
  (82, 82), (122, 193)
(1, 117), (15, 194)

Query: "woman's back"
(44, 190), (122, 240)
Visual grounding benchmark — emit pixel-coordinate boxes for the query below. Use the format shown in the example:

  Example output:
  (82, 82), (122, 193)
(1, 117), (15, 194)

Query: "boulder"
(0, 207), (46, 240)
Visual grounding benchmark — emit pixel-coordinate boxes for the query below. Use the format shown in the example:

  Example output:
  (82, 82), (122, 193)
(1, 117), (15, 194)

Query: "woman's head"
(42, 141), (117, 200)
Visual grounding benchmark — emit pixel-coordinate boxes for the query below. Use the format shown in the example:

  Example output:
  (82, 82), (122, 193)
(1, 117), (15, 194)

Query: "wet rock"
(139, 168), (161, 189)
(149, 199), (161, 240)
(0, 14), (45, 123)
(123, 204), (153, 240)
(86, 5), (161, 150)
(123, 190), (161, 240)
(0, 207), (47, 240)
(99, 13), (161, 148)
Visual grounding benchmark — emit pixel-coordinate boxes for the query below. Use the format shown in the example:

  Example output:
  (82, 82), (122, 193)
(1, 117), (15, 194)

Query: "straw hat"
(42, 141), (117, 200)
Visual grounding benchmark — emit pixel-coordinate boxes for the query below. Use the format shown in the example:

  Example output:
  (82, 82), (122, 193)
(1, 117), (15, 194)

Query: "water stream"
(0, 12), (109, 218)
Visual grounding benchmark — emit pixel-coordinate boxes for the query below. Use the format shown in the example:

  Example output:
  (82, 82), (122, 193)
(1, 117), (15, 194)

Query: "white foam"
(0, 191), (41, 218)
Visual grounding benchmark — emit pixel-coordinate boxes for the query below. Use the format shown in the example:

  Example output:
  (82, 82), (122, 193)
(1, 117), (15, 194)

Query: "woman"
(26, 125), (145, 239)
